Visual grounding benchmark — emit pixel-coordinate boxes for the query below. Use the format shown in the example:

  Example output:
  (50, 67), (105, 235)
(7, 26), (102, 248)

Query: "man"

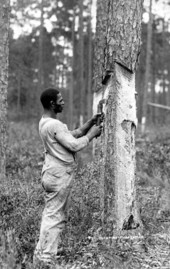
(33, 88), (103, 268)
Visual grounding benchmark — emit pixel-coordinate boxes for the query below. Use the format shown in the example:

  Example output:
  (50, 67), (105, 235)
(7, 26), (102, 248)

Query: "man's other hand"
(86, 125), (103, 141)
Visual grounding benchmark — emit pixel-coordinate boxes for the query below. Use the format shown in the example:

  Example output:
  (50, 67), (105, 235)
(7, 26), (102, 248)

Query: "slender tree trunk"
(87, 0), (93, 119)
(53, 51), (57, 86)
(69, 7), (76, 129)
(53, 1), (58, 87)
(38, 0), (44, 116)
(61, 38), (66, 90)
(151, 65), (156, 123)
(151, 20), (156, 124)
(61, 67), (63, 89)
(0, 0), (10, 181)
(79, 0), (84, 125)
(168, 19), (170, 107)
(142, 0), (153, 131)
(93, 0), (143, 234)
(17, 71), (21, 117)
(161, 19), (166, 123)
(168, 66), (170, 106)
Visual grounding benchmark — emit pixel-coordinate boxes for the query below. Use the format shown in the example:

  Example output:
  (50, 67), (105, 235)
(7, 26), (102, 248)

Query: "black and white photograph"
(0, 0), (170, 268)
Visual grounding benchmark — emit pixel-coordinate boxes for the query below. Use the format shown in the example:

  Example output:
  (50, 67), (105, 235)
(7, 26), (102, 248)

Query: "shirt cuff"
(84, 136), (89, 144)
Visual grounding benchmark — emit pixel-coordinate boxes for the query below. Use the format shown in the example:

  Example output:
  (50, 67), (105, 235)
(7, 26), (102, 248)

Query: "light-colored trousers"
(34, 155), (75, 265)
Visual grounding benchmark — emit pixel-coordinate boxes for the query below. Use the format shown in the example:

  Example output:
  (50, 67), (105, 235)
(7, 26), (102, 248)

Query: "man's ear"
(50, 100), (55, 107)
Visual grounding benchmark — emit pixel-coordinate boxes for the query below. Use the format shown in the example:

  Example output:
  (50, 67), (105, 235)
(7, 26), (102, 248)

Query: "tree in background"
(136, 0), (170, 127)
(37, 0), (44, 116)
(0, 0), (10, 180)
(87, 0), (93, 120)
(8, 29), (55, 118)
(69, 4), (76, 129)
(79, 0), (85, 125)
(9, 0), (93, 125)
(8, 0), (170, 127)
(142, 0), (153, 131)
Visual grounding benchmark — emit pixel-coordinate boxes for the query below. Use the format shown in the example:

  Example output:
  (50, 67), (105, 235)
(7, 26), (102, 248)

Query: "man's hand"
(91, 113), (105, 126)
(86, 124), (103, 141)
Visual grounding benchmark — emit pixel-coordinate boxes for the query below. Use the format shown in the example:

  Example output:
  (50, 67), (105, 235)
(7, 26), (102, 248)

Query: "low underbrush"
(1, 122), (170, 268)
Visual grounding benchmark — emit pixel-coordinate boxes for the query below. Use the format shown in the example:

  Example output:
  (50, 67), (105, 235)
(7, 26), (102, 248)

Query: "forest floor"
(1, 122), (170, 269)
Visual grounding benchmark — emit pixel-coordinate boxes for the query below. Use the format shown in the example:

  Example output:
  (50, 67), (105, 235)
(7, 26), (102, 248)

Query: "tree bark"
(0, 0), (10, 181)
(93, 0), (143, 234)
(87, 0), (93, 119)
(17, 70), (21, 117)
(161, 19), (167, 124)
(151, 20), (156, 124)
(93, 0), (107, 93)
(38, 0), (44, 116)
(142, 0), (153, 129)
(79, 0), (84, 125)
(69, 8), (76, 129)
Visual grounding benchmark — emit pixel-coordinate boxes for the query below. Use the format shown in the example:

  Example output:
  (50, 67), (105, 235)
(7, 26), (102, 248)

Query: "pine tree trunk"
(79, 0), (84, 125)
(93, 0), (143, 234)
(69, 8), (76, 129)
(151, 20), (156, 123)
(38, 0), (44, 116)
(142, 0), (153, 130)
(161, 19), (166, 123)
(0, 0), (10, 181)
(17, 71), (21, 117)
(168, 67), (170, 106)
(87, 0), (92, 119)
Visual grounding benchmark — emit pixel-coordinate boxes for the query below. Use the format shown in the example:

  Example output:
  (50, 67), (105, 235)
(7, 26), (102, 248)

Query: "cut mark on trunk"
(121, 120), (136, 132)
(121, 120), (136, 153)
(115, 60), (133, 82)
(102, 70), (114, 85)
(122, 214), (140, 230)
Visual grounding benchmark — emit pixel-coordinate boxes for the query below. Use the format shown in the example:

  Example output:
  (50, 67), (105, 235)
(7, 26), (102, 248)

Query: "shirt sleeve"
(70, 128), (82, 138)
(51, 121), (89, 153)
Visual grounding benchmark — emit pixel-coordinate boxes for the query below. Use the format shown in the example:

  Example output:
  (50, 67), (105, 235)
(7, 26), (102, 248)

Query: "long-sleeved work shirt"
(39, 117), (89, 164)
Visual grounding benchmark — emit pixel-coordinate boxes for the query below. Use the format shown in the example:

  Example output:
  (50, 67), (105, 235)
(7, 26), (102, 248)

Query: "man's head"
(40, 88), (64, 113)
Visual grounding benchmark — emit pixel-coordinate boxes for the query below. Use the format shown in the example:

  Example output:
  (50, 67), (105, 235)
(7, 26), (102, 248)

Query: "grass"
(1, 121), (170, 268)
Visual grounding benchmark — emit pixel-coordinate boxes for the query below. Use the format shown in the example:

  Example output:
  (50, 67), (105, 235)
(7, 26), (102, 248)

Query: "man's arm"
(53, 122), (102, 153)
(71, 119), (93, 138)
(71, 114), (103, 138)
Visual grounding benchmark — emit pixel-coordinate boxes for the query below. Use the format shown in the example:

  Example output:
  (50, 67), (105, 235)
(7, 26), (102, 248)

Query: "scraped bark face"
(114, 64), (139, 230)
(94, 63), (141, 233)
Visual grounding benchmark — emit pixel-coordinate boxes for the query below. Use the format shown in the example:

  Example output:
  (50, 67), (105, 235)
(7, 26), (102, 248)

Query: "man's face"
(53, 93), (64, 113)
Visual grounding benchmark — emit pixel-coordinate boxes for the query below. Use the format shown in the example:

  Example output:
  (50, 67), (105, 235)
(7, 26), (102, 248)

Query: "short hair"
(40, 88), (60, 109)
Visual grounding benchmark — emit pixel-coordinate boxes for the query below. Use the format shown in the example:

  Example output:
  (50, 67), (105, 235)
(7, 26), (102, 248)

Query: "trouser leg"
(34, 167), (74, 266)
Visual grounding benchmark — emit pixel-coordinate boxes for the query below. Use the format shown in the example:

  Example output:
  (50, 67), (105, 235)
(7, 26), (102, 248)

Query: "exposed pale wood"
(98, 64), (141, 231)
